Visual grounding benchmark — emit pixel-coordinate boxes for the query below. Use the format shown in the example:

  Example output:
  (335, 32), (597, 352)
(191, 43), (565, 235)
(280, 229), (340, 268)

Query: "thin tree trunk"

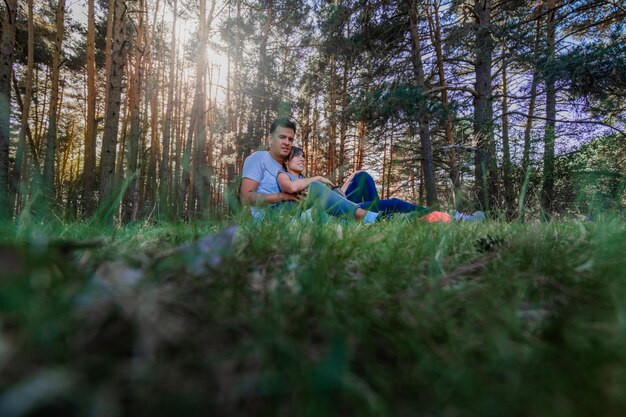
(122, 0), (145, 222)
(145, 0), (161, 217)
(408, 0), (438, 206)
(473, 0), (497, 211)
(381, 135), (387, 199)
(160, 0), (177, 218)
(245, 0), (272, 157)
(338, 56), (349, 180)
(35, 68), (48, 155)
(99, 0), (127, 219)
(327, 54), (338, 180)
(519, 20), (542, 222)
(501, 52), (514, 218)
(83, 0), (98, 216)
(356, 120), (366, 171)
(187, 0), (216, 217)
(42, 0), (66, 208)
(427, 0), (460, 191)
(387, 134), (393, 199)
(0, 0), (18, 218)
(59, 119), (75, 196)
(521, 21), (541, 177)
(541, 0), (557, 218)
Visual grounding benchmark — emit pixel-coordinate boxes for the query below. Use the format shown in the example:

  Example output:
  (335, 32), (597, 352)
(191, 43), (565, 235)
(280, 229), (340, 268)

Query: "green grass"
(1, 216), (625, 416)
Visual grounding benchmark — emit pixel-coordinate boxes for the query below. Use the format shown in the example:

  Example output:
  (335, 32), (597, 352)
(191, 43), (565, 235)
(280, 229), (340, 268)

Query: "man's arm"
(240, 177), (300, 205)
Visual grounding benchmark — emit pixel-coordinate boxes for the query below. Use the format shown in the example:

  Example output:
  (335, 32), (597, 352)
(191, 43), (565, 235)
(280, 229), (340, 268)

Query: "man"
(240, 116), (379, 222)
(240, 116), (301, 220)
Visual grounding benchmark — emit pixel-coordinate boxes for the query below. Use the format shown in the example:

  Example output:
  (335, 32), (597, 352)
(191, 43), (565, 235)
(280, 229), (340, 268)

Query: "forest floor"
(1, 215), (625, 417)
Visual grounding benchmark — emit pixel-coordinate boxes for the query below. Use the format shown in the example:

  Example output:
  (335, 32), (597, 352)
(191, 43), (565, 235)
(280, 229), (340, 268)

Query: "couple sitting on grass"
(240, 116), (484, 223)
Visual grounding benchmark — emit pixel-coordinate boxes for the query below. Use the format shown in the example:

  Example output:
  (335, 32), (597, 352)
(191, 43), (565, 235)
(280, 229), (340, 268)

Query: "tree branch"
(424, 85), (479, 98)
(504, 111), (626, 137)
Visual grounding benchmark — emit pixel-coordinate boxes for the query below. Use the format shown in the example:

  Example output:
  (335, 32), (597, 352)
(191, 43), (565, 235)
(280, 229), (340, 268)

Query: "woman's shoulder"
(278, 171), (302, 181)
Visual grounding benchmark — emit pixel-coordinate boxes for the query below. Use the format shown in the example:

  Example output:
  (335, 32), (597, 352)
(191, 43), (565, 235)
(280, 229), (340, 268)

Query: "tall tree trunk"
(12, 76), (40, 171)
(122, 0), (145, 222)
(42, 0), (66, 209)
(472, 0), (497, 211)
(408, 0), (438, 206)
(99, 0), (127, 218)
(521, 21), (541, 178)
(541, 0), (557, 218)
(83, 0), (98, 216)
(518, 20), (541, 221)
(189, 0), (208, 217)
(381, 135), (387, 199)
(326, 54), (338, 180)
(173, 65), (185, 215)
(338, 56), (349, 180)
(356, 120), (366, 171)
(145, 0), (161, 217)
(427, 0), (460, 191)
(501, 52), (514, 218)
(59, 119), (75, 196)
(0, 0), (17, 218)
(245, 0), (272, 157)
(160, 0), (177, 218)
(35, 68), (48, 154)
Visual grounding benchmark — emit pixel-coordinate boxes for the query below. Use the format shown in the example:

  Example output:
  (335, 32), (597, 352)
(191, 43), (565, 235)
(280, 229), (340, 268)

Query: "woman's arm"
(277, 173), (335, 194)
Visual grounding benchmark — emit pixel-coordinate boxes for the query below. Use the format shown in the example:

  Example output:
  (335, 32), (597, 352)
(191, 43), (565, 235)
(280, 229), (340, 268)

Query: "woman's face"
(287, 153), (305, 174)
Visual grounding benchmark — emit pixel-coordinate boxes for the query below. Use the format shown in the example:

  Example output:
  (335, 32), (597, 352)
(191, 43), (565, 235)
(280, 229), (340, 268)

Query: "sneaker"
(470, 211), (486, 222)
(300, 208), (313, 222)
(422, 211), (452, 223)
(453, 210), (485, 222)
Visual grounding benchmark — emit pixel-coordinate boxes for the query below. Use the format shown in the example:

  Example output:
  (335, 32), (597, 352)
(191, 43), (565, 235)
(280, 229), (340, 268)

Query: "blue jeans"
(307, 181), (360, 218)
(345, 171), (431, 215)
(265, 183), (360, 222)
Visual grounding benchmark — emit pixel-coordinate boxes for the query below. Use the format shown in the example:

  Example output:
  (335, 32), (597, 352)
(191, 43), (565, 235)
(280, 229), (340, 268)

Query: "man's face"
(269, 126), (295, 161)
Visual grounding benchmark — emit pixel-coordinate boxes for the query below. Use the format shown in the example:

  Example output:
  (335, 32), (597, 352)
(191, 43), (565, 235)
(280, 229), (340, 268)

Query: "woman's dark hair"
(270, 116), (297, 134)
(286, 146), (305, 161)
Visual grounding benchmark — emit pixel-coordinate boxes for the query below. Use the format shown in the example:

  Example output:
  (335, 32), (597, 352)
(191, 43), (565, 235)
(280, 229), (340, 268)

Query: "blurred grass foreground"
(1, 216), (626, 417)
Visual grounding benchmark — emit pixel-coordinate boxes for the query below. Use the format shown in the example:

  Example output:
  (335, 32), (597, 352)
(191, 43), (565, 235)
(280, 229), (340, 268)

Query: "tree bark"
(0, 0), (17, 218)
(160, 0), (177, 218)
(541, 0), (557, 218)
(472, 0), (498, 211)
(83, 0), (98, 216)
(501, 52), (514, 218)
(326, 54), (337, 180)
(122, 0), (145, 222)
(518, 20), (542, 222)
(99, 0), (127, 219)
(408, 0), (438, 206)
(42, 0), (66, 209)
(427, 0), (460, 191)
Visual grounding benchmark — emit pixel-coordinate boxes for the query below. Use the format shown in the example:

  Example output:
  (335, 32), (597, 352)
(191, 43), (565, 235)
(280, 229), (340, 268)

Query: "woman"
(277, 147), (380, 223)
(278, 147), (458, 223)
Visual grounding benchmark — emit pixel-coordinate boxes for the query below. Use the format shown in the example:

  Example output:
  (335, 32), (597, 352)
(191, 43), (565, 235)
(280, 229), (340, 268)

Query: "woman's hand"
(315, 176), (336, 188)
(280, 192), (302, 202)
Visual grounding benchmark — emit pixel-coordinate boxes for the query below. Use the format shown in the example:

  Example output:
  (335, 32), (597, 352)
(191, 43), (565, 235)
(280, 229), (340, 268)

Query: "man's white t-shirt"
(241, 151), (284, 219)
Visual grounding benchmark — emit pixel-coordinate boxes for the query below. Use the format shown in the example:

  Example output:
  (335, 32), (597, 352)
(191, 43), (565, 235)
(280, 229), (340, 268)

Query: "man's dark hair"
(286, 146), (304, 161)
(270, 116), (297, 134)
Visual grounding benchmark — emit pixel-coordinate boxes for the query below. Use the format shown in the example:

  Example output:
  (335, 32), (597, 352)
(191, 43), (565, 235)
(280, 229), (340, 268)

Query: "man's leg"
(358, 198), (432, 215)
